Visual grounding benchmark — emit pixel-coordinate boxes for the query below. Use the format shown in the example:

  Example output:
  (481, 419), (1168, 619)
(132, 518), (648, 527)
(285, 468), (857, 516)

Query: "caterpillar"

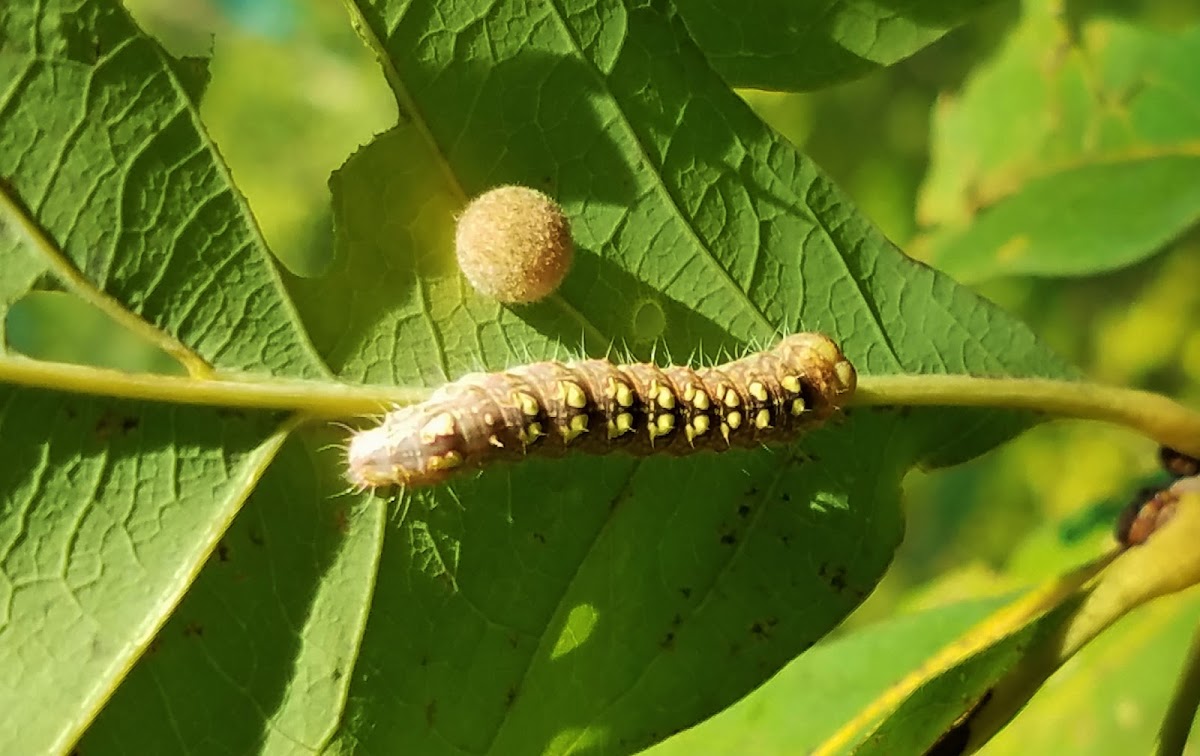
(346, 333), (857, 490)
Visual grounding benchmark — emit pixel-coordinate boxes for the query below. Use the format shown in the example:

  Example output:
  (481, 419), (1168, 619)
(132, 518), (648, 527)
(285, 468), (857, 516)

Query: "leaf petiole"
(853, 374), (1200, 459)
(0, 355), (430, 417)
(4, 358), (1198, 458)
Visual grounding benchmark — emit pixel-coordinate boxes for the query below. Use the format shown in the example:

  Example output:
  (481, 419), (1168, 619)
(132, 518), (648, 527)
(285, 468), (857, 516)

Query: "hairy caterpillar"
(346, 333), (857, 490)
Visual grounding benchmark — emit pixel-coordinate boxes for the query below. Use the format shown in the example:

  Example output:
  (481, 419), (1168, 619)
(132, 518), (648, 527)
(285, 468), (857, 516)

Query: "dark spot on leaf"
(419, 654), (430, 667)
(750, 621), (769, 640)
(781, 493), (790, 503)
(216, 541), (230, 562)
(505, 686), (519, 708)
(332, 667), (343, 682)
(679, 587), (692, 599)
(183, 621), (204, 638)
(425, 700), (436, 727)
(779, 534), (791, 546)
(719, 532), (736, 546)
(745, 486), (759, 497)
(819, 563), (848, 592)
(660, 632), (675, 650)
(248, 531), (265, 547)
(91, 411), (138, 440)
(65, 406), (77, 420)
(736, 503), (751, 518)
(785, 451), (814, 469)
(670, 613), (682, 628)
(532, 531), (546, 544)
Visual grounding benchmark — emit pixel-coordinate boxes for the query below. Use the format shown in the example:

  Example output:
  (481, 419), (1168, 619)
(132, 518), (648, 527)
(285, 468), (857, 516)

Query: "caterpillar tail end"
(345, 409), (464, 490)
(345, 422), (405, 489)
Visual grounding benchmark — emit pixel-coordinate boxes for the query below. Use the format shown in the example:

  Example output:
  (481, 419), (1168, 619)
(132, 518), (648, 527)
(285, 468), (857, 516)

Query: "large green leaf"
(0, 1), (325, 376)
(0, 0), (331, 752)
(984, 588), (1200, 754)
(1, 1), (1074, 755)
(916, 3), (1200, 282)
(279, 1), (1066, 753)
(0, 391), (294, 753)
(652, 491), (1200, 756)
(645, 596), (1013, 754)
(81, 429), (385, 754)
(673, 0), (1006, 92)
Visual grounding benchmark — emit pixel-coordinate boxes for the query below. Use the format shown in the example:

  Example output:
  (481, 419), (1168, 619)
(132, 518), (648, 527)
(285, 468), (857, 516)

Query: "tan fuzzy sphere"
(455, 185), (574, 304)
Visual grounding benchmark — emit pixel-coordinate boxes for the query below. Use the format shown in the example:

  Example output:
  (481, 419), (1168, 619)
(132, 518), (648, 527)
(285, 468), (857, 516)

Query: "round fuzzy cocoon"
(455, 185), (574, 304)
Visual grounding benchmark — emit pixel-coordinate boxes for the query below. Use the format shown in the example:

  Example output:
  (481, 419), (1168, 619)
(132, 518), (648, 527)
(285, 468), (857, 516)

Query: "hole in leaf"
(5, 291), (184, 375)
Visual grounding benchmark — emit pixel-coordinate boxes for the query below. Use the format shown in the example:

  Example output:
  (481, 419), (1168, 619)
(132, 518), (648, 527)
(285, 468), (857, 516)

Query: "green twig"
(0, 356), (430, 417)
(4, 356), (1200, 458)
(1158, 620), (1200, 756)
(853, 374), (1200, 459)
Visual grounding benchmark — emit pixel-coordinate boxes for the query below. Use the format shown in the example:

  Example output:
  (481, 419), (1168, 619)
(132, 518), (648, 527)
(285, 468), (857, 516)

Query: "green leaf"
(644, 596), (1013, 754)
(648, 538), (1200, 755)
(928, 158), (1200, 281)
(917, 5), (1200, 282)
(0, 1), (330, 752)
(0, 0), (326, 377)
(1, 1), (1075, 755)
(0, 389), (292, 753)
(984, 589), (1200, 754)
(842, 590), (1086, 755)
(763, 488), (1200, 756)
(279, 1), (1067, 753)
(673, 0), (1006, 92)
(80, 430), (384, 754)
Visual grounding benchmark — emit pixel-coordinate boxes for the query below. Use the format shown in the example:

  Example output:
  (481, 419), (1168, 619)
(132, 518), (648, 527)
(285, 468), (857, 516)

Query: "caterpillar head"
(773, 332), (857, 401)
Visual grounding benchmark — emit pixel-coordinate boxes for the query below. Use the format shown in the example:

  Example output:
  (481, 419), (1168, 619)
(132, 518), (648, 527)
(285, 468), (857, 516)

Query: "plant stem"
(4, 358), (1200, 456)
(0, 184), (213, 378)
(1157, 613), (1200, 755)
(0, 356), (430, 417)
(853, 374), (1200, 459)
